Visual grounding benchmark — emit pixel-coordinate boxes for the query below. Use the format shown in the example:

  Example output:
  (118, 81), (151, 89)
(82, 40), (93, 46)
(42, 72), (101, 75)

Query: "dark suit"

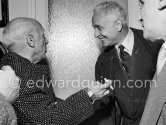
(81, 28), (161, 125)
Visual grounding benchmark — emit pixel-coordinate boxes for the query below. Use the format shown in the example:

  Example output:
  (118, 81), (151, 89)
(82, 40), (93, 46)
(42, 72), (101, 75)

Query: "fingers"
(103, 89), (110, 96)
(93, 79), (112, 90)
(104, 78), (114, 90)
(104, 78), (110, 83)
(101, 79), (112, 89)
(97, 89), (110, 99)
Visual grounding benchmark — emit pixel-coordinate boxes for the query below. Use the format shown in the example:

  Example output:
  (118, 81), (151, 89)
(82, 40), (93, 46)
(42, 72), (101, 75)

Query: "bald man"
(0, 17), (111, 125)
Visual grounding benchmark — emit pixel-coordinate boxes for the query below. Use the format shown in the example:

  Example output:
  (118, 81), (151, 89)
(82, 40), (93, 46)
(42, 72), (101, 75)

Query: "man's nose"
(94, 29), (100, 38)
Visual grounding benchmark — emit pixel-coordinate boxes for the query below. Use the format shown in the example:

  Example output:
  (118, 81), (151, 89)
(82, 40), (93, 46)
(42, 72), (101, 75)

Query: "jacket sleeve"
(14, 90), (94, 125)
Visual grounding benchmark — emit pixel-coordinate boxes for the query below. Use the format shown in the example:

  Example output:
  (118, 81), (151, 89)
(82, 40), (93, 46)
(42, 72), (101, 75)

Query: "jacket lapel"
(99, 48), (114, 81)
(140, 62), (166, 125)
(113, 47), (134, 97)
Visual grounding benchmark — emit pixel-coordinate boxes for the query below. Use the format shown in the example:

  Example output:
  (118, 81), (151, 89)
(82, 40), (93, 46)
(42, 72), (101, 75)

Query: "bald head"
(3, 17), (43, 52)
(2, 17), (47, 63)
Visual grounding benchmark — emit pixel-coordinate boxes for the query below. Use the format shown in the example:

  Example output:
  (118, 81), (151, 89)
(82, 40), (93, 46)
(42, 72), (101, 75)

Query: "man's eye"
(98, 28), (101, 31)
(97, 27), (102, 31)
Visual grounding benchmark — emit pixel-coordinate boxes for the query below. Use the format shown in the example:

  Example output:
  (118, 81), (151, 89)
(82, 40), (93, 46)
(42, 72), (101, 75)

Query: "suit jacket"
(85, 28), (161, 125)
(139, 49), (166, 125)
(0, 93), (17, 125)
(0, 52), (94, 125)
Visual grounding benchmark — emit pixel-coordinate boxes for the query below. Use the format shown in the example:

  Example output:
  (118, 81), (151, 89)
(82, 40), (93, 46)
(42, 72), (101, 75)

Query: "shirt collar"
(162, 41), (166, 49)
(115, 28), (134, 56)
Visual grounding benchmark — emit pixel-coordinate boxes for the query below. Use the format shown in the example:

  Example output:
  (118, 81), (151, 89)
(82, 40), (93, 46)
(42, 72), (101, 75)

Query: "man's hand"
(0, 66), (20, 103)
(87, 80), (112, 102)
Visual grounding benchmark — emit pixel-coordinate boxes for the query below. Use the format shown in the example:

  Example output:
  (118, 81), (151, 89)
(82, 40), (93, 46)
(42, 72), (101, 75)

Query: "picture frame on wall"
(0, 0), (8, 27)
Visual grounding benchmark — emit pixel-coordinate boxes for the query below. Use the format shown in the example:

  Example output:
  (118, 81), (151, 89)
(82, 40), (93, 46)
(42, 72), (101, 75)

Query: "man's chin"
(143, 28), (160, 41)
(101, 41), (107, 47)
(102, 40), (113, 47)
(143, 32), (155, 42)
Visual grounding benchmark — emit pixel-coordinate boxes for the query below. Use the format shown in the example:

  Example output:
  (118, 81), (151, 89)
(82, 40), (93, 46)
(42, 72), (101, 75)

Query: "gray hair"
(3, 17), (41, 52)
(94, 1), (127, 21)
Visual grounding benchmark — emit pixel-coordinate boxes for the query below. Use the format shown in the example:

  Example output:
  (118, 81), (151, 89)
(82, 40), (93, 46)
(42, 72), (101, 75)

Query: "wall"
(0, 0), (48, 41)
(128, 0), (142, 29)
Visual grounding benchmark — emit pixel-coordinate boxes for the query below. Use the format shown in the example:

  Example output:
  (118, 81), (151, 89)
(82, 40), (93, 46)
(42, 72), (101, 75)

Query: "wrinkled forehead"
(92, 10), (117, 26)
(92, 10), (107, 23)
(93, 8), (107, 18)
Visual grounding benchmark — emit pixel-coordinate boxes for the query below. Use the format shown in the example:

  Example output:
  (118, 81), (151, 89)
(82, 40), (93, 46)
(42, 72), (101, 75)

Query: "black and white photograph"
(0, 0), (165, 125)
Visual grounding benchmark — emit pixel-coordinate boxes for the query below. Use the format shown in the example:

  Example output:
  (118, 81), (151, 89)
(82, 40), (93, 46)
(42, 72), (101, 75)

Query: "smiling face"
(139, 0), (166, 41)
(92, 11), (120, 47)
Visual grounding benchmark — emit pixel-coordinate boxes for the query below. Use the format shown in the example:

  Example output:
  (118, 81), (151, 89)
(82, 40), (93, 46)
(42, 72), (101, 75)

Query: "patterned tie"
(156, 46), (166, 76)
(119, 45), (131, 73)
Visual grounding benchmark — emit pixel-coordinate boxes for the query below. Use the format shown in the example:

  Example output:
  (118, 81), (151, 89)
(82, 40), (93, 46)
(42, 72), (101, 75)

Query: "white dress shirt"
(115, 28), (134, 60)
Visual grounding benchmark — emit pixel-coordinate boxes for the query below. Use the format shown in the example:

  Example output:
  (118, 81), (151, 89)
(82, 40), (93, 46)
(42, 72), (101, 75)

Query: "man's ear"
(27, 34), (35, 48)
(115, 20), (123, 32)
(157, 0), (166, 10)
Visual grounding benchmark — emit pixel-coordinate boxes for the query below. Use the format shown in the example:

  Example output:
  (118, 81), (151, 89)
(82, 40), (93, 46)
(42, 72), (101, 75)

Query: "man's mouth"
(98, 36), (105, 41)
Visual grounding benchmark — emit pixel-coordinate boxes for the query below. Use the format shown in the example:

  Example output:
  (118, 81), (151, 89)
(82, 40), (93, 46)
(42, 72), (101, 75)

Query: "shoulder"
(131, 28), (143, 35)
(131, 27), (162, 56)
(130, 28), (145, 41)
(96, 46), (114, 64)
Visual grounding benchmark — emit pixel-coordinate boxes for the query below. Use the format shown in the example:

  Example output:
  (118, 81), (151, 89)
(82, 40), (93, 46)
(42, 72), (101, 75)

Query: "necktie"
(119, 45), (131, 73)
(156, 46), (166, 76)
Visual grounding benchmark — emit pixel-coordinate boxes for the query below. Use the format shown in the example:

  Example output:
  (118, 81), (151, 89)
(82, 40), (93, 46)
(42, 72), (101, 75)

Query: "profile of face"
(33, 24), (49, 63)
(139, 0), (165, 41)
(92, 11), (120, 47)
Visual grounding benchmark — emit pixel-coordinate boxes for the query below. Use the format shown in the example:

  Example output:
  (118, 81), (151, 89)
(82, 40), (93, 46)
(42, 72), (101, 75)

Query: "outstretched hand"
(88, 79), (112, 102)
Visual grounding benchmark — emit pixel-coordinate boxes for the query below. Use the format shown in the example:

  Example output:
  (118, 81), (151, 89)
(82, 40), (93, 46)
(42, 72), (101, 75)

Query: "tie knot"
(119, 45), (125, 51)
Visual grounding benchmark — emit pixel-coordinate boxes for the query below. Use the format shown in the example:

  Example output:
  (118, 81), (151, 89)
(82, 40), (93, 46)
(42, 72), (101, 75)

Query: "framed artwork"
(0, 0), (8, 27)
